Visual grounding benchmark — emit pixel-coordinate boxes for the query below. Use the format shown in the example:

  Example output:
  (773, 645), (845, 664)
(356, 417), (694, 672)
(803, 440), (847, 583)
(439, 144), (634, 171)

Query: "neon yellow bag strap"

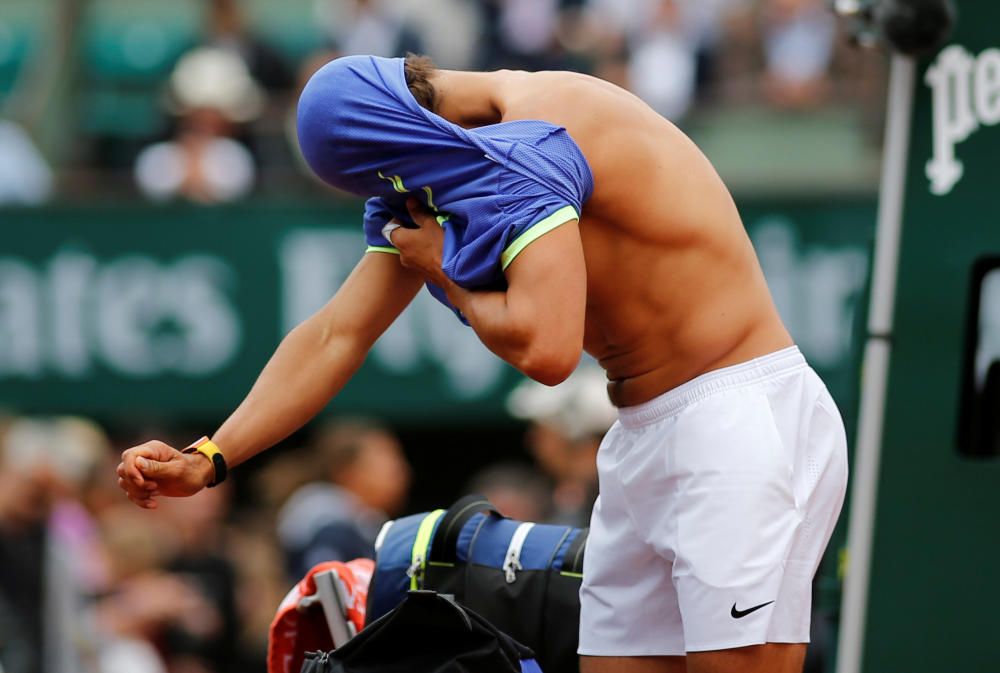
(409, 509), (445, 590)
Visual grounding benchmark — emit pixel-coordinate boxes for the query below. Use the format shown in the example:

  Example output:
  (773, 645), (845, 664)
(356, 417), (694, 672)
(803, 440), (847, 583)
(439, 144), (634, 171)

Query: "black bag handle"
(563, 528), (589, 575)
(428, 494), (502, 565)
(326, 591), (531, 672)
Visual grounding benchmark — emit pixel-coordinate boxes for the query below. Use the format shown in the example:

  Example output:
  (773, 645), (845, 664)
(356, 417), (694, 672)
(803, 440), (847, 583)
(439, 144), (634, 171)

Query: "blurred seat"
(242, 0), (325, 63)
(82, 0), (201, 82)
(0, 0), (49, 100)
(79, 0), (201, 139)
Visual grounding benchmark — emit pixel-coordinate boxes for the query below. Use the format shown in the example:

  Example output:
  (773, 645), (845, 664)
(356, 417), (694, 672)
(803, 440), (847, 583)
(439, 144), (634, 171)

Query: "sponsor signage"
(0, 201), (873, 421)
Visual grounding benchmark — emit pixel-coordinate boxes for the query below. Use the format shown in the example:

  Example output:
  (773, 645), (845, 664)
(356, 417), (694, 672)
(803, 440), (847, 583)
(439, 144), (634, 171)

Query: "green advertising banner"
(845, 1), (1000, 670)
(0, 199), (874, 423)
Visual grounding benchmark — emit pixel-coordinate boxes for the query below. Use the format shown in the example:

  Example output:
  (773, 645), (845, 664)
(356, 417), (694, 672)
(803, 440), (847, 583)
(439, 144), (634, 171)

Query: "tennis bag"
(302, 590), (541, 673)
(366, 495), (587, 673)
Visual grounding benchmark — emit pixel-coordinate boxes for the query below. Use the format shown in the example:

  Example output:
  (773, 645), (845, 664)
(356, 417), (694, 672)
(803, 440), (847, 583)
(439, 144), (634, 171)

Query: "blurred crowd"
(0, 415), (282, 673)
(0, 0), (883, 206)
(0, 367), (616, 673)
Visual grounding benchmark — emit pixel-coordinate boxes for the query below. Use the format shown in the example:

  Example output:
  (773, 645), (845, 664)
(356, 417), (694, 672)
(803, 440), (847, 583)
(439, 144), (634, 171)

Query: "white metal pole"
(836, 54), (917, 673)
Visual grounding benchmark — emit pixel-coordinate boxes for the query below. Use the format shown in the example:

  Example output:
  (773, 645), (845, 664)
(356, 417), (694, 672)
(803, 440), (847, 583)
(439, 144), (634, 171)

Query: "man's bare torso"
(441, 70), (792, 406)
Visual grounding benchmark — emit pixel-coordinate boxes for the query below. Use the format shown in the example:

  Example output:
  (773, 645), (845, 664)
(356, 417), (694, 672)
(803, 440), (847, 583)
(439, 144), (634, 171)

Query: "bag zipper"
(406, 509), (445, 590)
(502, 522), (535, 584)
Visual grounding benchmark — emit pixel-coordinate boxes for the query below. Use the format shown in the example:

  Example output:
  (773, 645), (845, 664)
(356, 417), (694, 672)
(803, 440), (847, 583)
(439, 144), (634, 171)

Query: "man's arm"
(393, 200), (586, 385)
(117, 253), (424, 508)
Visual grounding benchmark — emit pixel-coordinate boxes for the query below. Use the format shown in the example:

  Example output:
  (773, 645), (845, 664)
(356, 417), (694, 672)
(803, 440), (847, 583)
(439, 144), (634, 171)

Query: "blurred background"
(0, 0), (888, 672)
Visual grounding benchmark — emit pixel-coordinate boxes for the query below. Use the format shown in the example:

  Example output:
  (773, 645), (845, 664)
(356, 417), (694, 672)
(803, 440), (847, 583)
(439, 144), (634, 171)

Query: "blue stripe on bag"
(468, 517), (522, 566)
(551, 528), (583, 570)
(455, 512), (488, 563)
(519, 525), (573, 570)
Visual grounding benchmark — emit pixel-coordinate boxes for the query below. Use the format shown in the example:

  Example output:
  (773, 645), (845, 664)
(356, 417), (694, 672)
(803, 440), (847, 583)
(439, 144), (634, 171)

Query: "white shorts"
(579, 346), (848, 655)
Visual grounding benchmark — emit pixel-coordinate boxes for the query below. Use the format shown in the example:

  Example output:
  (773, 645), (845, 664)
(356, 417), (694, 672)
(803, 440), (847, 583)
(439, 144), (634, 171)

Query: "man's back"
(489, 70), (792, 405)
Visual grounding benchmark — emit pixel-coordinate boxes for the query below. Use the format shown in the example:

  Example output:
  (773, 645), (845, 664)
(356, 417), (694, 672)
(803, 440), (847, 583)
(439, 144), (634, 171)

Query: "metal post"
(835, 54), (916, 673)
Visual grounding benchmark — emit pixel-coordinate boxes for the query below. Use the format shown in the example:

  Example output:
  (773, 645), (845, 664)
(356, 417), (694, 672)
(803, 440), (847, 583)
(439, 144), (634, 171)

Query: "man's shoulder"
(505, 69), (641, 119)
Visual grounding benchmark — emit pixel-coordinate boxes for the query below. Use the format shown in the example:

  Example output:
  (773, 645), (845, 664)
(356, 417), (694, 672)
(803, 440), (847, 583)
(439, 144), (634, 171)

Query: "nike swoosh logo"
(730, 600), (775, 619)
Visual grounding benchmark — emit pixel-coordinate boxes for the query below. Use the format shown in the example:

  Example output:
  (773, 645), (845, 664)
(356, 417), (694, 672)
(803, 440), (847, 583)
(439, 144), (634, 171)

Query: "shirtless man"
(117, 55), (848, 673)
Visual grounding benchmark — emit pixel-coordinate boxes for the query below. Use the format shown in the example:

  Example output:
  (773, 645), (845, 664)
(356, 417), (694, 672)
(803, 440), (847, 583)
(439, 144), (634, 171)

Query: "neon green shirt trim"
(366, 245), (400, 255)
(378, 171), (409, 193)
(410, 509), (446, 590)
(500, 205), (579, 270)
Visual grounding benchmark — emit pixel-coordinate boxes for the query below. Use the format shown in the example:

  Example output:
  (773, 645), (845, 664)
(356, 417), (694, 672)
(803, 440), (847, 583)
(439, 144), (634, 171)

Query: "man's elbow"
(518, 345), (581, 387)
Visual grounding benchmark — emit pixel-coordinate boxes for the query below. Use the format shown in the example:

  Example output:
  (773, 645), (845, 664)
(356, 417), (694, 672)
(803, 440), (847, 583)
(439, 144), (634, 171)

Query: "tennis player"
(118, 55), (847, 673)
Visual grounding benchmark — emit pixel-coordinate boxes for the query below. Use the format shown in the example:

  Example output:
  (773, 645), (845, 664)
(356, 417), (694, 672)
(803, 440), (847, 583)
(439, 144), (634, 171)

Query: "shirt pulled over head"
(296, 55), (593, 322)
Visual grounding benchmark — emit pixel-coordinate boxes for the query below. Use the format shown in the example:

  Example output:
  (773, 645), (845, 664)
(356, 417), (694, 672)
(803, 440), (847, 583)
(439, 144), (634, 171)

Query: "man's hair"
(404, 53), (438, 113)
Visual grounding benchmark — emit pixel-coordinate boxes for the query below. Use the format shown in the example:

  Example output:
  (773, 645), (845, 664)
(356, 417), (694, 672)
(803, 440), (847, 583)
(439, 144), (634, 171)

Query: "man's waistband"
(616, 346), (808, 429)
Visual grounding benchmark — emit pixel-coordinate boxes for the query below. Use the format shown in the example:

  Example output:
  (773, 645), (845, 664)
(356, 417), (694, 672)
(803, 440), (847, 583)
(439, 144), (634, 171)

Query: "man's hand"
(117, 441), (214, 509)
(391, 199), (447, 283)
(394, 194), (586, 385)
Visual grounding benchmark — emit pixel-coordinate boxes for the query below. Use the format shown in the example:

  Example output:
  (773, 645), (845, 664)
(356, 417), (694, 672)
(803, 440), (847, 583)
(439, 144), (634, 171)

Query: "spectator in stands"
(626, 0), (698, 121)
(485, 0), (560, 70)
(204, 0), (295, 94)
(0, 418), (49, 673)
(134, 47), (261, 204)
(761, 0), (837, 108)
(585, 0), (658, 40)
(507, 365), (616, 528)
(158, 485), (240, 673)
(315, 0), (423, 58)
(396, 0), (480, 70)
(0, 417), (112, 673)
(224, 517), (288, 673)
(677, 0), (729, 99)
(276, 419), (411, 580)
(95, 504), (214, 673)
(465, 463), (551, 522)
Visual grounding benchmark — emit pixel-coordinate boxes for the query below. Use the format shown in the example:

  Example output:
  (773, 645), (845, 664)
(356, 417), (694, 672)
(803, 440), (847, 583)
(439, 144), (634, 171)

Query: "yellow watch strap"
(184, 436), (227, 487)
(191, 437), (222, 461)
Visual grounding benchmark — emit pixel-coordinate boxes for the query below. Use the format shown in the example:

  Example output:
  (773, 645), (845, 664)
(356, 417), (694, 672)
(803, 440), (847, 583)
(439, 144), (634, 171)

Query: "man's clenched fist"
(116, 440), (214, 509)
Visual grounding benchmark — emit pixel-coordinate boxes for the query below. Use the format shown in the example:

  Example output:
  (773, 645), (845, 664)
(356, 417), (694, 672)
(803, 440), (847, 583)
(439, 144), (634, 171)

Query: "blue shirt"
(296, 55), (594, 322)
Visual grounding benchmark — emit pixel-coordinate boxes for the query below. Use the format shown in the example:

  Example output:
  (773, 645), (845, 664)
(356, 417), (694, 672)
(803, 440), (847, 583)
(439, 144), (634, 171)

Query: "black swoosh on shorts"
(730, 600), (775, 619)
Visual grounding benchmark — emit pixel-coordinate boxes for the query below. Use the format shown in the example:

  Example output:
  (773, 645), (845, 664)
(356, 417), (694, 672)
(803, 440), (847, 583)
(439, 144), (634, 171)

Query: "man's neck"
(430, 70), (505, 129)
